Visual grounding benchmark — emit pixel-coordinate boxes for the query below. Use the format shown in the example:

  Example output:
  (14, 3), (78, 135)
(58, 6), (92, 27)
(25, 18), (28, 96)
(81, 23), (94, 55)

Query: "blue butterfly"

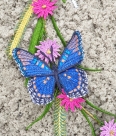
(12, 31), (88, 105)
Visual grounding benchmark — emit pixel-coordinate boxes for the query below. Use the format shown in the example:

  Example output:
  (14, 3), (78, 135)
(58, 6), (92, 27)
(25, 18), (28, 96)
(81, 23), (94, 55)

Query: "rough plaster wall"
(0, 0), (116, 135)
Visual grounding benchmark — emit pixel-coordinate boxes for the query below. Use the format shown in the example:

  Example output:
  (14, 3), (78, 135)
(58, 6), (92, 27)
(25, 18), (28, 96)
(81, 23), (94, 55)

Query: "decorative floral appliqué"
(100, 119), (116, 136)
(57, 90), (85, 112)
(35, 40), (60, 64)
(32, 0), (57, 19)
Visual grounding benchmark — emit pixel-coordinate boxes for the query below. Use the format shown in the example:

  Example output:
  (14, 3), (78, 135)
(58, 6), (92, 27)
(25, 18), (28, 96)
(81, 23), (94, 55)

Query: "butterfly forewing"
(58, 31), (84, 72)
(12, 48), (53, 77)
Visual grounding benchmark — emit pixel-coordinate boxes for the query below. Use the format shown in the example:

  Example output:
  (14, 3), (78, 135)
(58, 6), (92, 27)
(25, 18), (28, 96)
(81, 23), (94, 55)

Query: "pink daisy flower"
(57, 90), (85, 112)
(35, 40), (60, 64)
(32, 0), (57, 19)
(100, 119), (116, 136)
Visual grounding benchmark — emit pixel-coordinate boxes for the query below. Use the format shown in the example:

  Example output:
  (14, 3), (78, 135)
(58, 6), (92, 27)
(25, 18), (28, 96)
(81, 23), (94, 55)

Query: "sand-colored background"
(0, 0), (116, 135)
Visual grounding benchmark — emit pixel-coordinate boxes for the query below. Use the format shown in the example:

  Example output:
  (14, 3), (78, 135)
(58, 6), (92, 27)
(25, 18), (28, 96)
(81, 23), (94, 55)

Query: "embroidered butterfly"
(12, 31), (88, 105)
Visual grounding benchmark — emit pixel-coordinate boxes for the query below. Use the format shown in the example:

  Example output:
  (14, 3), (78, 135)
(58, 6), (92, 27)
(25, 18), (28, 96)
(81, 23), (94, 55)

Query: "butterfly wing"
(13, 48), (55, 105)
(58, 67), (88, 98)
(58, 31), (84, 72)
(28, 76), (55, 105)
(12, 48), (53, 77)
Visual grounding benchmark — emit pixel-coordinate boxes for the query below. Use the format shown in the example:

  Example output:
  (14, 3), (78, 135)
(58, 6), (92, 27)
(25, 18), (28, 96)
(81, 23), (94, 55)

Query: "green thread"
(85, 99), (116, 117)
(62, 0), (67, 3)
(93, 115), (104, 126)
(54, 97), (67, 136)
(25, 78), (29, 87)
(81, 109), (96, 136)
(77, 65), (103, 72)
(26, 102), (53, 130)
(50, 16), (67, 47)
(28, 18), (45, 53)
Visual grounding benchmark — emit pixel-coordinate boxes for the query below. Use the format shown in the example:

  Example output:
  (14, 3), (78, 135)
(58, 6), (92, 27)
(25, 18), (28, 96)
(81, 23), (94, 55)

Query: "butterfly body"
(12, 31), (88, 105)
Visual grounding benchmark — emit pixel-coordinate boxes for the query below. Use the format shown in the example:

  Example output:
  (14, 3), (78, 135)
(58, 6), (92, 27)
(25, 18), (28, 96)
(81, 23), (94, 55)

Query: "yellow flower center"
(70, 98), (73, 101)
(46, 49), (51, 54)
(110, 130), (114, 136)
(42, 5), (47, 9)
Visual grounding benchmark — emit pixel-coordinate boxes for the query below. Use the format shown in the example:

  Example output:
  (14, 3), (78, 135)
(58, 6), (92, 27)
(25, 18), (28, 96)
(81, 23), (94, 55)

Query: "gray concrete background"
(0, 0), (116, 135)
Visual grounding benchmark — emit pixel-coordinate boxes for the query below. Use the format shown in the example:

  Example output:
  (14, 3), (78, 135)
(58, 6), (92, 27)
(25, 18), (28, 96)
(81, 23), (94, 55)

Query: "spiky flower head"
(100, 119), (116, 136)
(32, 0), (57, 19)
(35, 40), (60, 64)
(57, 90), (85, 112)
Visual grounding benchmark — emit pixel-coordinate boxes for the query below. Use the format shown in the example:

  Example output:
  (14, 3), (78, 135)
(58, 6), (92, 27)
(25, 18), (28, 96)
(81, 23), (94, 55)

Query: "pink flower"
(57, 90), (85, 112)
(100, 119), (116, 136)
(35, 40), (60, 64)
(32, 0), (57, 19)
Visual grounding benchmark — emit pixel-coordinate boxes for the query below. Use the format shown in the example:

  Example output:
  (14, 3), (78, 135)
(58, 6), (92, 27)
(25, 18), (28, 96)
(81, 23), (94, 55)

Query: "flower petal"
(69, 102), (75, 112)
(35, 39), (60, 64)
(57, 94), (65, 99)
(64, 102), (70, 111)
(100, 119), (116, 135)
(32, 0), (57, 19)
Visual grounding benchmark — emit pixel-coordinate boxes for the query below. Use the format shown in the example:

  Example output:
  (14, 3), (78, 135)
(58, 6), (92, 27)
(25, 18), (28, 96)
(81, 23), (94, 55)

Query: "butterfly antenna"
(50, 46), (55, 64)
(40, 51), (52, 63)
(40, 46), (55, 64)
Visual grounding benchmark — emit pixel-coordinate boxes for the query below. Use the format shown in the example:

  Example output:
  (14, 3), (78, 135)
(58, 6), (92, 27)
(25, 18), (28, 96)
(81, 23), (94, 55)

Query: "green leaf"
(50, 16), (67, 47)
(85, 99), (116, 117)
(81, 109), (96, 136)
(54, 97), (67, 136)
(28, 18), (45, 54)
(26, 102), (53, 130)
(77, 65), (103, 72)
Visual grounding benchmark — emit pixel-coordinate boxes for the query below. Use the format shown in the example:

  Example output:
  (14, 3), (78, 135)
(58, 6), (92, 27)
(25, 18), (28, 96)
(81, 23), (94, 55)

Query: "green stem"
(85, 99), (116, 117)
(77, 65), (102, 72)
(93, 115), (104, 126)
(50, 16), (67, 47)
(81, 109), (96, 136)
(62, 0), (66, 3)
(26, 102), (53, 130)
(82, 107), (103, 126)
(82, 107), (99, 124)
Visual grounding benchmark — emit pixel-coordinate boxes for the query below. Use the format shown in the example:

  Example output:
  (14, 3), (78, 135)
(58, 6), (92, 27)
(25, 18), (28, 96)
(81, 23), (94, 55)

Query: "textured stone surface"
(0, 0), (116, 135)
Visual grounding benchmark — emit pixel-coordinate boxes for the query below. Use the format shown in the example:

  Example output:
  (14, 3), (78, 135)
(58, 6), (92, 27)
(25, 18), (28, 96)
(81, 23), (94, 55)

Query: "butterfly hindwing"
(27, 76), (55, 105)
(58, 31), (84, 72)
(12, 48), (53, 77)
(58, 67), (88, 98)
